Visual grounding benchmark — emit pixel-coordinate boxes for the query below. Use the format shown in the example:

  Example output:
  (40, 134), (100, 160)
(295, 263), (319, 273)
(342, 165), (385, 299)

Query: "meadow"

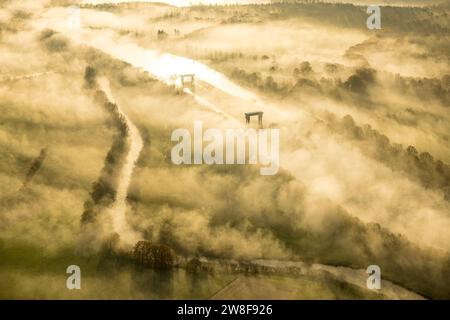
(0, 0), (449, 299)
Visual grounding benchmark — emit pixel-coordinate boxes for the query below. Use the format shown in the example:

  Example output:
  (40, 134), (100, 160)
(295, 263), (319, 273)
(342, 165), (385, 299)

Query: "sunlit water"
(39, 8), (264, 119)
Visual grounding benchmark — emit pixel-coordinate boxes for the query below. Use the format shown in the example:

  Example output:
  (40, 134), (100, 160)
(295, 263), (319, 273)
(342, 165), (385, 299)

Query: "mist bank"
(1, 0), (449, 300)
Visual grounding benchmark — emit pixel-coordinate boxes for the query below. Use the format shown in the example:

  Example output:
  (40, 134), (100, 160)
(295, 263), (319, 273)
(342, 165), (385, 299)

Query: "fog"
(1, 0), (449, 299)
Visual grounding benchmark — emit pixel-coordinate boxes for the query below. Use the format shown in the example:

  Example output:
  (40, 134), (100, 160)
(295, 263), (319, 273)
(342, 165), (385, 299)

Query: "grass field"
(0, 0), (449, 299)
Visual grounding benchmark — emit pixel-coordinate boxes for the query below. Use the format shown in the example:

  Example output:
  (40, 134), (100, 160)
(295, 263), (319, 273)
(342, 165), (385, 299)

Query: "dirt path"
(98, 78), (143, 246)
(0, 71), (57, 83)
